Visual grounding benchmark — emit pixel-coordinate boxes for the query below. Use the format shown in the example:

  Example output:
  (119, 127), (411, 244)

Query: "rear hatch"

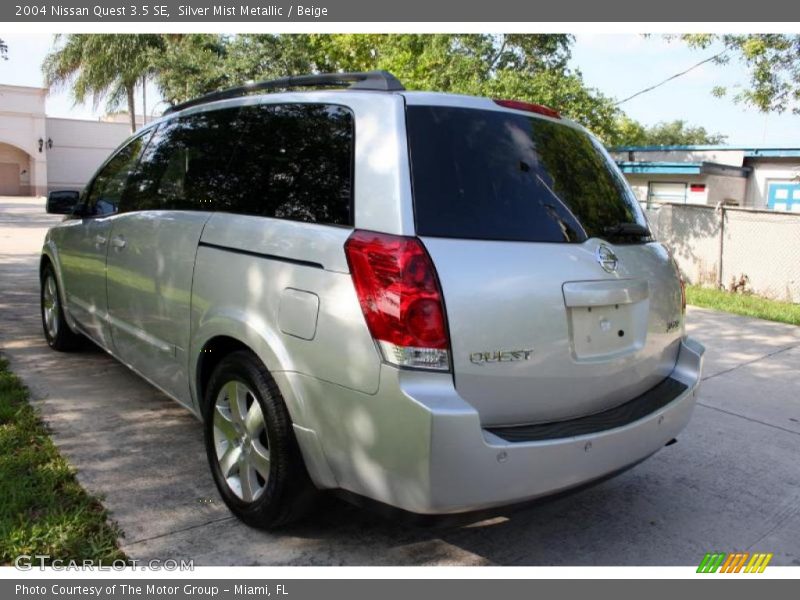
(405, 103), (685, 427)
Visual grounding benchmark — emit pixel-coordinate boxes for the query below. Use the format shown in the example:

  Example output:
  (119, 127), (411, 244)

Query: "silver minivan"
(40, 71), (705, 528)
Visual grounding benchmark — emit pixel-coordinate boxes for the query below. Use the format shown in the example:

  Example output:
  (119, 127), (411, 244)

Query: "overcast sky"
(1, 32), (797, 146)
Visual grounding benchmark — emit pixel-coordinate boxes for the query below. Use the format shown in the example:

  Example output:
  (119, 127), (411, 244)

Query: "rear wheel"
(40, 263), (84, 351)
(203, 350), (316, 529)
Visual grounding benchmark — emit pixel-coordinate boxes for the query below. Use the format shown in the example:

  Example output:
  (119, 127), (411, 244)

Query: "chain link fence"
(645, 203), (800, 303)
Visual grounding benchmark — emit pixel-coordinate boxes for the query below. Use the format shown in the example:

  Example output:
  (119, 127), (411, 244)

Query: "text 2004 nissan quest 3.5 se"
(40, 71), (705, 528)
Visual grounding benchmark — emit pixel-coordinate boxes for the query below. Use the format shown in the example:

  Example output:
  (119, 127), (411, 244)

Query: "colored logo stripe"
(745, 553), (773, 573)
(697, 553), (726, 573)
(720, 553), (748, 573)
(697, 552), (773, 573)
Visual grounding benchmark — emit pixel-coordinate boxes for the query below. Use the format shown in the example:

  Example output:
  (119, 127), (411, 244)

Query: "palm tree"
(43, 34), (163, 133)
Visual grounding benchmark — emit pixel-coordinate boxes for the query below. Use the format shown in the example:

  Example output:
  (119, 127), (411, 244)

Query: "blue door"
(767, 182), (800, 211)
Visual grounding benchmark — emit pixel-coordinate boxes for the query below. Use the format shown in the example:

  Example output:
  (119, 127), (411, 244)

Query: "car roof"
(151, 88), (584, 135)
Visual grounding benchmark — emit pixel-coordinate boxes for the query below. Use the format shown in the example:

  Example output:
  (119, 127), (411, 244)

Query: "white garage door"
(648, 182), (687, 204)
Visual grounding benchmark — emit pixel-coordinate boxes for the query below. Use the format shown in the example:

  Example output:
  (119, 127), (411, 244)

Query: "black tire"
(203, 350), (317, 529)
(40, 262), (84, 352)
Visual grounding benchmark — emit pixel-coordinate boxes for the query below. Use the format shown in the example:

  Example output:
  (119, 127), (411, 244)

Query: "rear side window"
(222, 104), (354, 225)
(406, 106), (648, 243)
(121, 103), (354, 226)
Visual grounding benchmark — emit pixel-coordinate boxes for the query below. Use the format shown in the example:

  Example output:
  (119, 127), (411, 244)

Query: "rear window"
(406, 106), (649, 243)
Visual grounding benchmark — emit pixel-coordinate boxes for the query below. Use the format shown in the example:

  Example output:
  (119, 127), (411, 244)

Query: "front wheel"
(203, 350), (317, 529)
(40, 263), (84, 351)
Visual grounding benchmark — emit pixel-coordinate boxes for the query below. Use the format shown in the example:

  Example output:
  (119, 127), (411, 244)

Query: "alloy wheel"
(212, 380), (271, 502)
(43, 273), (60, 339)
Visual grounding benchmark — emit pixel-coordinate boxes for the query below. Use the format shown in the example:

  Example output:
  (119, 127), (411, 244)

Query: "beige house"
(0, 84), (138, 196)
(611, 145), (800, 212)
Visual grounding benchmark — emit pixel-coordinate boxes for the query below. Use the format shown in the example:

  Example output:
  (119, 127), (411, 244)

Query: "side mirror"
(46, 190), (81, 215)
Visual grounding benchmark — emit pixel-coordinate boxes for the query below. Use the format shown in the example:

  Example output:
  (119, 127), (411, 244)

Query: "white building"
(611, 145), (800, 212)
(0, 84), (138, 196)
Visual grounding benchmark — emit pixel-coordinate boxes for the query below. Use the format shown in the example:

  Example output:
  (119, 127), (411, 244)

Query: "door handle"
(111, 236), (127, 250)
(94, 235), (107, 247)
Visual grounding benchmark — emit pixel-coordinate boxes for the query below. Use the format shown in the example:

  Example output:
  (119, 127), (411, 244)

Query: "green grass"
(686, 285), (800, 326)
(0, 356), (126, 565)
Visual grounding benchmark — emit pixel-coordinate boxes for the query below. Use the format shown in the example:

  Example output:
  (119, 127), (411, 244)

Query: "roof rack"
(164, 70), (405, 115)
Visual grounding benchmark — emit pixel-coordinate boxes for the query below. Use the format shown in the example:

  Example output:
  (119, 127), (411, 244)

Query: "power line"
(614, 51), (727, 106)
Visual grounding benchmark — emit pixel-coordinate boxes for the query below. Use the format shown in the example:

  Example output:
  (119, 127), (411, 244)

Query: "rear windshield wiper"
(602, 222), (652, 239)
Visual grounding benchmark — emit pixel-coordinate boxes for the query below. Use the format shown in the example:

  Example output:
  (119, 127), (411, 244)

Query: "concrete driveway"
(2, 195), (800, 566)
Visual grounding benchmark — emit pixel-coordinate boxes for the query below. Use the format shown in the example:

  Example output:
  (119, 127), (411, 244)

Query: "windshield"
(406, 105), (650, 244)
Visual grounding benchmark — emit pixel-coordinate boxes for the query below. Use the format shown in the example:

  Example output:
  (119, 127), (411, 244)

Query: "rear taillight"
(493, 99), (561, 119)
(679, 275), (687, 315)
(669, 253), (687, 315)
(344, 230), (450, 371)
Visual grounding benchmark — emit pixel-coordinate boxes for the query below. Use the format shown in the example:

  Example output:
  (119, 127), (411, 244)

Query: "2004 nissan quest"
(40, 71), (705, 528)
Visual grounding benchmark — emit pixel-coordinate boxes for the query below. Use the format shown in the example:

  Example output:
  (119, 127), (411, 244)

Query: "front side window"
(83, 132), (151, 217)
(121, 107), (247, 212)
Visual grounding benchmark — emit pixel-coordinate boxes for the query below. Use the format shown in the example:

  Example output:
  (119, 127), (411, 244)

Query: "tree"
(155, 34), (573, 99)
(611, 116), (727, 146)
(154, 34), (626, 142)
(0, 38), (8, 61)
(151, 34), (230, 105)
(37, 34), (732, 147)
(43, 34), (163, 133)
(298, 33), (575, 90)
(681, 34), (800, 115)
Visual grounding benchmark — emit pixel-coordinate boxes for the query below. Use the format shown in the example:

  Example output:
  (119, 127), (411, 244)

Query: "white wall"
(0, 143), (31, 194)
(745, 159), (800, 209)
(624, 171), (747, 208)
(0, 84), (48, 195)
(616, 149), (800, 211)
(705, 174), (747, 207)
(723, 209), (800, 300)
(625, 174), (650, 203)
(625, 173), (716, 205)
(645, 204), (723, 288)
(1, 85), (138, 195)
(45, 118), (133, 191)
(647, 203), (800, 302)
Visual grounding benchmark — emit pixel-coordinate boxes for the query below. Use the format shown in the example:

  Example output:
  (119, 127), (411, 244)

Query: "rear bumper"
(287, 336), (705, 515)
